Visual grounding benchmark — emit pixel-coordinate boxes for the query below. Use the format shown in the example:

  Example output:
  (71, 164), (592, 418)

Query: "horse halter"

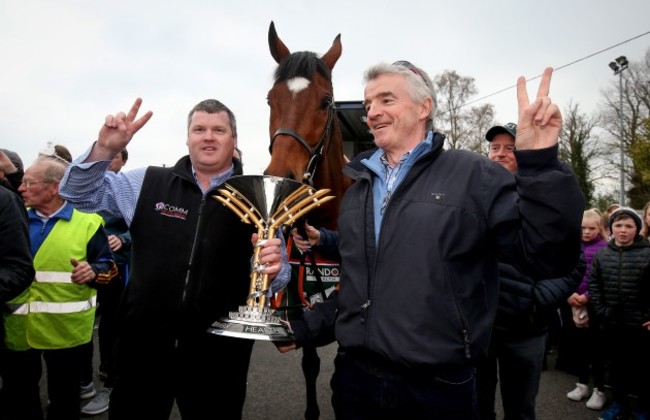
(269, 101), (335, 185)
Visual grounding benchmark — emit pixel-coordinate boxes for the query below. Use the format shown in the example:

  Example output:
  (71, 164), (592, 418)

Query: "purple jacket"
(578, 237), (607, 296)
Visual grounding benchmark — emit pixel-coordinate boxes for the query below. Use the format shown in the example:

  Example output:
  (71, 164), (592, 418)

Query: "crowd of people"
(0, 59), (648, 420)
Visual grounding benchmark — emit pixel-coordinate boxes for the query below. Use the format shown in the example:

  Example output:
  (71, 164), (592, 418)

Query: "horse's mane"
(273, 51), (332, 83)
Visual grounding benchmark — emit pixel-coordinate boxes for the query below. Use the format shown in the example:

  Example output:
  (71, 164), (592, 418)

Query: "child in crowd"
(565, 208), (609, 410)
(588, 207), (650, 420)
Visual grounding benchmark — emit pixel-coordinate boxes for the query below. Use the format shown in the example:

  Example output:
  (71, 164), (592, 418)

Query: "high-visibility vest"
(3, 209), (102, 351)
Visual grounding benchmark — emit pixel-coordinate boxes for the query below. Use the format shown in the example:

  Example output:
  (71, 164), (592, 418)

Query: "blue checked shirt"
(361, 131), (433, 244)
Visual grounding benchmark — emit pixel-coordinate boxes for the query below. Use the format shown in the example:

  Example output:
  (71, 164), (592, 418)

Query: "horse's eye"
(320, 96), (333, 109)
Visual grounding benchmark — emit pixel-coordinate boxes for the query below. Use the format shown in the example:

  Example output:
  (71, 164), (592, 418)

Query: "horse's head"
(264, 22), (351, 230)
(264, 21), (343, 182)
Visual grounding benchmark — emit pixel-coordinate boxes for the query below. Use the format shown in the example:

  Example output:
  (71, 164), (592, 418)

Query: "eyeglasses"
(20, 179), (50, 188)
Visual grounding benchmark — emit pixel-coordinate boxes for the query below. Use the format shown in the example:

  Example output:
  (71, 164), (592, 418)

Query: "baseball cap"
(485, 123), (517, 142)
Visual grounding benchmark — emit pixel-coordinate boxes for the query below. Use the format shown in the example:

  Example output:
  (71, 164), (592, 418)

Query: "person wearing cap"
(0, 149), (25, 193)
(476, 123), (585, 420)
(276, 62), (584, 418)
(588, 207), (650, 420)
(485, 123), (518, 173)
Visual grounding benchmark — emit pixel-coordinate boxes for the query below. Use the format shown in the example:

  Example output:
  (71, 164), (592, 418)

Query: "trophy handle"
(269, 192), (335, 230)
(215, 191), (265, 231)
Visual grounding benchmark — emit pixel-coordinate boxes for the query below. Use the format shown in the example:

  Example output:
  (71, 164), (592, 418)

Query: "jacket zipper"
(175, 193), (207, 349)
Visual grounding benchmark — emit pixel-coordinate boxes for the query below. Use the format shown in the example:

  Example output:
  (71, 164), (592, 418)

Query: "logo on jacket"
(154, 202), (188, 220)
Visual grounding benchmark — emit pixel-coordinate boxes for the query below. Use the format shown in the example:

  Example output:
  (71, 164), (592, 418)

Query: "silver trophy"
(207, 175), (334, 341)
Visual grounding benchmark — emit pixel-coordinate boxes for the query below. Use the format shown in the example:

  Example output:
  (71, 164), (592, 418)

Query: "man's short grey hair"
(364, 62), (437, 131)
(187, 99), (237, 138)
(35, 157), (67, 183)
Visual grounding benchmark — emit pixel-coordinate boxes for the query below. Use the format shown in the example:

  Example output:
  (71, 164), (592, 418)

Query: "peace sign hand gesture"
(516, 67), (562, 150)
(91, 98), (153, 161)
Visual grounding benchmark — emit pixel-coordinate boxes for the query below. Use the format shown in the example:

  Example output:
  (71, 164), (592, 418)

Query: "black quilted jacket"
(588, 236), (650, 328)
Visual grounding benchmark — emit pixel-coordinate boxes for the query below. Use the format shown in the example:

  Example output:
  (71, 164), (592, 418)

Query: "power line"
(457, 30), (650, 110)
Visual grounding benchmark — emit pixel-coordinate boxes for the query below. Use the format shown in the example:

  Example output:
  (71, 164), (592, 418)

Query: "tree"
(627, 117), (650, 208)
(599, 49), (650, 207)
(558, 101), (603, 207)
(433, 70), (495, 152)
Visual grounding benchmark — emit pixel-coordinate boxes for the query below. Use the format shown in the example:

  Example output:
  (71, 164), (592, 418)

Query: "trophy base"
(207, 306), (294, 342)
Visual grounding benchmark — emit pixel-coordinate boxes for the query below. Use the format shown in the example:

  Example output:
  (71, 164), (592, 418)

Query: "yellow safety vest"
(3, 209), (103, 351)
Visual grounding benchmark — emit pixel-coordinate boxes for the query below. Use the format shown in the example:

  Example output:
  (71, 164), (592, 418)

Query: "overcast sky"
(1, 0), (649, 174)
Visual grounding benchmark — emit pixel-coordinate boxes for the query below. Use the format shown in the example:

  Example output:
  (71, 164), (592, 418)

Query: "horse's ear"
(321, 34), (342, 70)
(268, 21), (291, 64)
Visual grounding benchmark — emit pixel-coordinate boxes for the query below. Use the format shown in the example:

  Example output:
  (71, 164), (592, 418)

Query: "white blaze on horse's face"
(287, 77), (311, 97)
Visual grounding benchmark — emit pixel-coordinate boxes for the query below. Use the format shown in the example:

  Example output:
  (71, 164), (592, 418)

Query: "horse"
(264, 21), (352, 420)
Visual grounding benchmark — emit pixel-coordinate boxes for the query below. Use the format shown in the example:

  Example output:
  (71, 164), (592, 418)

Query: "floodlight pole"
(610, 56), (628, 206)
(618, 69), (625, 206)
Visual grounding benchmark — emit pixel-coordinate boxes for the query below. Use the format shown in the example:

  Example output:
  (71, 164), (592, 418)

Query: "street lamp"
(609, 56), (628, 206)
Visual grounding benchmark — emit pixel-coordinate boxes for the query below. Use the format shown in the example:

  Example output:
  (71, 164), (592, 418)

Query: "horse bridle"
(269, 101), (335, 185)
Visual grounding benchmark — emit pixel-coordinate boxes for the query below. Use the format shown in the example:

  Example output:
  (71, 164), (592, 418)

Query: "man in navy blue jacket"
(278, 62), (584, 419)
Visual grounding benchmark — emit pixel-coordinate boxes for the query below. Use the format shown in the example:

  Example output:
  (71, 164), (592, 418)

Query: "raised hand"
(515, 67), (562, 150)
(90, 98), (153, 161)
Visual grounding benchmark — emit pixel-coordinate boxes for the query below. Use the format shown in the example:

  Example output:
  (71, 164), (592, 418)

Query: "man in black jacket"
(0, 184), (34, 309)
(475, 123), (585, 420)
(0, 184), (34, 377)
(60, 98), (290, 420)
(278, 62), (584, 419)
(0, 184), (32, 407)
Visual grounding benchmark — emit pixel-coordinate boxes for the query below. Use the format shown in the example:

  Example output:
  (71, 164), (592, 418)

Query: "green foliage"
(627, 118), (650, 208)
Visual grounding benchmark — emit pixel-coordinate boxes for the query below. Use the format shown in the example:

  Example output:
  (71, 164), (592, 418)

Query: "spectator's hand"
(291, 223), (321, 252)
(252, 234), (282, 280)
(107, 234), (123, 252)
(567, 292), (587, 307)
(70, 258), (97, 284)
(272, 321), (297, 352)
(572, 306), (589, 328)
(516, 67), (562, 150)
(0, 150), (17, 174)
(91, 98), (153, 161)
(274, 340), (297, 353)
